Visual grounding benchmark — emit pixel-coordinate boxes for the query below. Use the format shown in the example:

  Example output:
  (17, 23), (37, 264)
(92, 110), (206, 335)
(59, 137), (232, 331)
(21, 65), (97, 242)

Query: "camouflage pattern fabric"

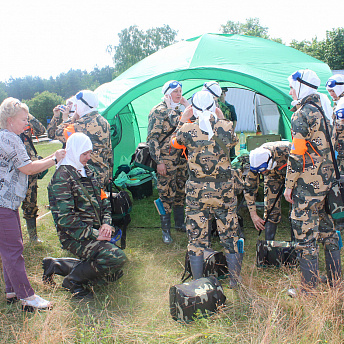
(244, 141), (291, 223)
(21, 114), (46, 219)
(285, 94), (339, 257)
(146, 102), (187, 213)
(333, 93), (344, 174)
(47, 111), (113, 188)
(218, 101), (232, 121)
(48, 164), (126, 274)
(174, 116), (240, 255)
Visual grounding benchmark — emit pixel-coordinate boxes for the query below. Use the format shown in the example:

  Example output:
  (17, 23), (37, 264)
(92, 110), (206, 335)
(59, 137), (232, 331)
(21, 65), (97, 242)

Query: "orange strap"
(171, 136), (188, 160)
(63, 124), (76, 141)
(100, 189), (107, 200)
(290, 137), (307, 155)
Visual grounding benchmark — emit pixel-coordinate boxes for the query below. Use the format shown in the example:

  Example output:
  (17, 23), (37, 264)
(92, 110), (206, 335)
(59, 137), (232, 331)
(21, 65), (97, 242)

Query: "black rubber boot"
(173, 206), (186, 232)
(62, 261), (100, 299)
(264, 221), (277, 241)
(225, 252), (244, 288)
(161, 214), (172, 244)
(189, 254), (204, 280)
(42, 257), (81, 285)
(26, 218), (42, 242)
(325, 249), (342, 286)
(299, 256), (319, 294)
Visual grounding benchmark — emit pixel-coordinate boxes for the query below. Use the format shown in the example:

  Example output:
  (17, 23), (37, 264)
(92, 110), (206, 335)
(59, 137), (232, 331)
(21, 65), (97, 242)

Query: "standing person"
(146, 80), (189, 244)
(47, 133), (127, 299)
(245, 141), (291, 239)
(171, 91), (243, 287)
(218, 87), (238, 160)
(0, 97), (65, 311)
(284, 70), (341, 295)
(202, 81), (222, 100)
(20, 113), (47, 242)
(47, 90), (113, 188)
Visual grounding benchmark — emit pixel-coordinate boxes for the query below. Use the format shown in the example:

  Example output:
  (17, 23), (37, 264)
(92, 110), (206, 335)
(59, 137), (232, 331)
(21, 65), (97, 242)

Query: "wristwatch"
(52, 157), (58, 164)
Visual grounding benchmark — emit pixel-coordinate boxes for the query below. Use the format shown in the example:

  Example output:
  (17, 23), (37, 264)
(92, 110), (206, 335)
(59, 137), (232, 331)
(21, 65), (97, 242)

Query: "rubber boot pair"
(42, 257), (81, 285)
(173, 206), (186, 232)
(26, 218), (42, 243)
(62, 261), (100, 299)
(324, 249), (342, 287)
(161, 214), (172, 244)
(264, 221), (277, 241)
(225, 252), (244, 288)
(189, 254), (204, 280)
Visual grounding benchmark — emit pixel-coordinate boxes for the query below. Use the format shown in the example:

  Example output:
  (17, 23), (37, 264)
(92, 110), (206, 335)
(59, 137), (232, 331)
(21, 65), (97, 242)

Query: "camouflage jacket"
(47, 111), (113, 186)
(146, 101), (183, 164)
(174, 116), (238, 180)
(20, 114), (46, 161)
(333, 92), (344, 158)
(244, 141), (291, 212)
(48, 164), (112, 242)
(218, 101), (233, 122)
(285, 94), (334, 193)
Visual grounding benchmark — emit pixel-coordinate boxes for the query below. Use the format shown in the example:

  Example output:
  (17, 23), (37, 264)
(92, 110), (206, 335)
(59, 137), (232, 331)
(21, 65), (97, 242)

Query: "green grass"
(1, 141), (344, 343)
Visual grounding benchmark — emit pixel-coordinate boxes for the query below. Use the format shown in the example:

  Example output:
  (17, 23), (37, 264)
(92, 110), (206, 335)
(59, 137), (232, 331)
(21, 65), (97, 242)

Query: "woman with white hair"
(285, 69), (341, 295)
(171, 91), (242, 287)
(0, 97), (65, 311)
(146, 80), (189, 244)
(47, 132), (127, 299)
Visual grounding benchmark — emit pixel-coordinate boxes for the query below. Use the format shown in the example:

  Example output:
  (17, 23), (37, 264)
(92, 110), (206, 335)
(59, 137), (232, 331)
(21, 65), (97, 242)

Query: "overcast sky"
(0, 0), (342, 82)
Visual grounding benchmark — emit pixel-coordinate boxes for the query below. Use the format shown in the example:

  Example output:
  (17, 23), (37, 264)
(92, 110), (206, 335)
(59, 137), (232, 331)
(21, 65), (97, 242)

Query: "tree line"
(1, 19), (343, 126)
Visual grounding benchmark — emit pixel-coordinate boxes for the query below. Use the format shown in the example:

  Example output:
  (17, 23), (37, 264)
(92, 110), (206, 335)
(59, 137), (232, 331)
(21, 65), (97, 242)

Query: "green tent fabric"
(95, 33), (332, 171)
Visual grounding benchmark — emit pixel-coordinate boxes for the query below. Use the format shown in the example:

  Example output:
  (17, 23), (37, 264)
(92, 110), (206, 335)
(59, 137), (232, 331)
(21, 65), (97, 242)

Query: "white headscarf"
(335, 97), (344, 120)
(249, 147), (276, 171)
(202, 81), (222, 98)
(192, 91), (217, 140)
(66, 96), (76, 115)
(58, 132), (93, 177)
(288, 69), (332, 122)
(161, 80), (182, 110)
(75, 90), (99, 118)
(326, 74), (344, 100)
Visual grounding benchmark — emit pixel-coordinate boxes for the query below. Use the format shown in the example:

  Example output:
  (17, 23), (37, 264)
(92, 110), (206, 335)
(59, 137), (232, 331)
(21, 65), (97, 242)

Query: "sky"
(1, 0), (343, 83)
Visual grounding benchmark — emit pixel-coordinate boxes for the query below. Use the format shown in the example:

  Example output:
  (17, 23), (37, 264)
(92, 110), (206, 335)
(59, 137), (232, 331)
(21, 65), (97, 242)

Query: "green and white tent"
(95, 33), (332, 171)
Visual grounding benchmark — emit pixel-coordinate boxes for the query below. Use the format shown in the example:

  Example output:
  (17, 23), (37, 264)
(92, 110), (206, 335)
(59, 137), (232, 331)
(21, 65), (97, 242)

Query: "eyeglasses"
(75, 92), (93, 109)
(163, 81), (182, 94)
(326, 79), (344, 88)
(336, 108), (344, 120)
(250, 155), (272, 173)
(291, 71), (318, 89)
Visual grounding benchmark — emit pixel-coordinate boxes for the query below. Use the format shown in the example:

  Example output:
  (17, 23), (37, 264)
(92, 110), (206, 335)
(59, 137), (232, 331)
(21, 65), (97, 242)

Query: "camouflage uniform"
(174, 116), (240, 256)
(48, 164), (126, 276)
(20, 114), (46, 220)
(286, 94), (339, 258)
(333, 92), (344, 174)
(146, 102), (187, 213)
(244, 141), (291, 224)
(47, 111), (113, 188)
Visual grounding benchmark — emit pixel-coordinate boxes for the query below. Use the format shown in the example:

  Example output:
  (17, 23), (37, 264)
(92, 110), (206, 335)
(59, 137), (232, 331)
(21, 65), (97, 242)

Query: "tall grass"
(0, 141), (343, 343)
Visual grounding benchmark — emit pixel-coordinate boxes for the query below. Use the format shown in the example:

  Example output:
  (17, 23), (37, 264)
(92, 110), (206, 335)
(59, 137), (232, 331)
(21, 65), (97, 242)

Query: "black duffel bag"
(169, 276), (226, 323)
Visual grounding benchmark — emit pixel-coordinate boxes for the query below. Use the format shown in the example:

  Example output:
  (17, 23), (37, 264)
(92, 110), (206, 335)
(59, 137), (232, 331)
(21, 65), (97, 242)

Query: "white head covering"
(326, 74), (344, 99)
(335, 97), (344, 120)
(66, 96), (76, 115)
(161, 80), (182, 110)
(249, 147), (276, 171)
(75, 90), (99, 118)
(288, 69), (333, 122)
(191, 91), (217, 140)
(202, 81), (222, 98)
(58, 132), (93, 177)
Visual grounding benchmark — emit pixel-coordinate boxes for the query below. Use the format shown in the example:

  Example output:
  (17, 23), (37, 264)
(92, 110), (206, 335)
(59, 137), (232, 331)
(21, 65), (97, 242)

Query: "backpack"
(181, 248), (229, 283)
(130, 142), (157, 172)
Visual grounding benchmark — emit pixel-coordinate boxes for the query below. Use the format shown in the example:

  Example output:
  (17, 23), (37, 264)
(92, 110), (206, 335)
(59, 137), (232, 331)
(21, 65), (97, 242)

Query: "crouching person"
(171, 91), (243, 288)
(46, 133), (127, 299)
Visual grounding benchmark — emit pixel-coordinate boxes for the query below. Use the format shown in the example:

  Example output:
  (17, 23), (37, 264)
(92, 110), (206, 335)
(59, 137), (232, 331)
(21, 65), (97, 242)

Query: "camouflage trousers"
(186, 180), (240, 256)
(263, 173), (284, 224)
(60, 236), (127, 275)
(157, 158), (187, 214)
(291, 191), (339, 258)
(21, 175), (39, 219)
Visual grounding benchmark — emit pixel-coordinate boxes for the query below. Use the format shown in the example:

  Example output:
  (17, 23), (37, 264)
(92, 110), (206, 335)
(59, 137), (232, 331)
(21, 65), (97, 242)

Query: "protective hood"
(75, 90), (99, 117)
(250, 147), (276, 171)
(202, 81), (222, 98)
(335, 97), (344, 120)
(326, 74), (344, 99)
(161, 80), (182, 110)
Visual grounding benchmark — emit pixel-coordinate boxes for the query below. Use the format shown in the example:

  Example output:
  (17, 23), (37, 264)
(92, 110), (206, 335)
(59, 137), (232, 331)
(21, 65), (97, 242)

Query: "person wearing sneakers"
(146, 80), (189, 244)
(285, 69), (341, 296)
(171, 91), (243, 288)
(0, 97), (66, 311)
(47, 133), (127, 299)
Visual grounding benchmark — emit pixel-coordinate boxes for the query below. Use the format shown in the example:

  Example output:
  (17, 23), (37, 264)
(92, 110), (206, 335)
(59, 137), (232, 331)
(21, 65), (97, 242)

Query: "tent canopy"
(95, 33), (332, 169)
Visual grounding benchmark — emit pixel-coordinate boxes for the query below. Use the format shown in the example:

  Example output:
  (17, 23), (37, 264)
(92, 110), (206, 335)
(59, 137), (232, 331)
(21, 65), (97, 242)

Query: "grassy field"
(1, 141), (344, 343)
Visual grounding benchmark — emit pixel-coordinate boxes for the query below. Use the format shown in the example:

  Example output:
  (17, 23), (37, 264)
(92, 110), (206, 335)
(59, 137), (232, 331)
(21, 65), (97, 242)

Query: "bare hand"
(97, 224), (113, 241)
(250, 211), (265, 231)
(284, 188), (293, 204)
(180, 105), (194, 122)
(164, 94), (171, 109)
(180, 96), (189, 108)
(215, 107), (225, 120)
(157, 163), (167, 176)
(54, 149), (66, 162)
(53, 106), (61, 117)
(61, 105), (71, 122)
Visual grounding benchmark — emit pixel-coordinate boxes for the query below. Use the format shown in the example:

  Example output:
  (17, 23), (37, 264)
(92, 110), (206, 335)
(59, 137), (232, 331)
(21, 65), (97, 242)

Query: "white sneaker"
(21, 294), (52, 312)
